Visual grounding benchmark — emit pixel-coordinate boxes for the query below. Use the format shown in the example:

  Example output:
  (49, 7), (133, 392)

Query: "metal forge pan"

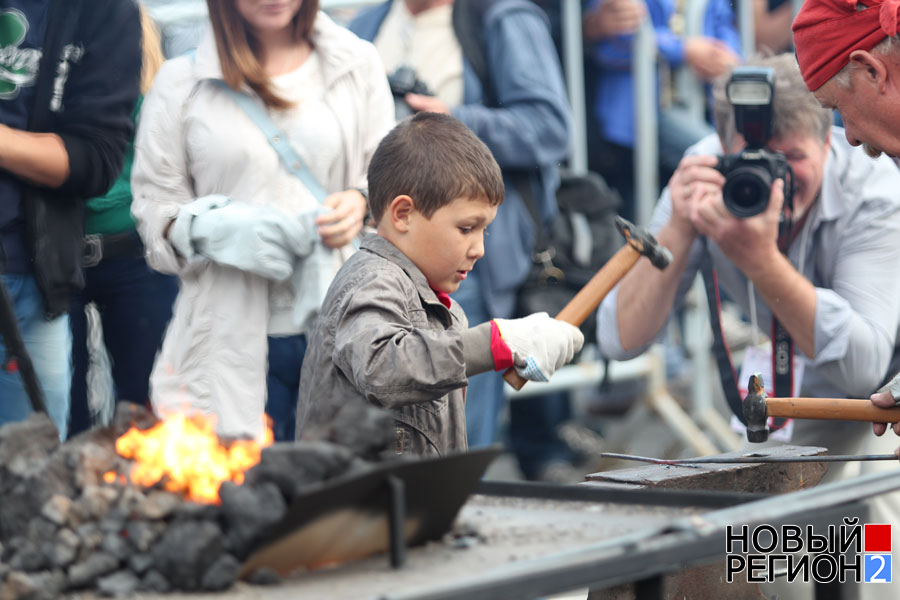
(240, 447), (500, 577)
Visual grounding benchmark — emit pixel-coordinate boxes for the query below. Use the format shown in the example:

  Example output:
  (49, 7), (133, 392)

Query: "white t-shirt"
(270, 50), (343, 196)
(267, 51), (344, 335)
(373, 0), (464, 108)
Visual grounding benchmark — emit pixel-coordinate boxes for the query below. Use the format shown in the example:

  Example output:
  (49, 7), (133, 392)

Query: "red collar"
(430, 287), (451, 309)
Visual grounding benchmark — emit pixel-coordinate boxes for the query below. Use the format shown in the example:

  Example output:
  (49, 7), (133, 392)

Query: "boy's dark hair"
(367, 112), (504, 223)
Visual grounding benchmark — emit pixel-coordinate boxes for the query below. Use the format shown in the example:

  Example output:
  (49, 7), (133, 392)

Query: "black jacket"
(23, 0), (141, 317)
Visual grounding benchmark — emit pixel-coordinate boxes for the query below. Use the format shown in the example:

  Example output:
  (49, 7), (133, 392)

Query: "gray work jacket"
(296, 234), (494, 456)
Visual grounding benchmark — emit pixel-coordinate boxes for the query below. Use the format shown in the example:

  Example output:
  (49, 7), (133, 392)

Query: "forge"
(2, 403), (899, 600)
(0, 403), (493, 598)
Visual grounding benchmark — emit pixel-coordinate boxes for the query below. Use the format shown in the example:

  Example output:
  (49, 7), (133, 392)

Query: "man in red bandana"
(794, 0), (900, 158)
(794, 0), (900, 456)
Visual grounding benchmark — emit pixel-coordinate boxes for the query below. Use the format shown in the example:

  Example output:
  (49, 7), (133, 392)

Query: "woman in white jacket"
(131, 0), (394, 439)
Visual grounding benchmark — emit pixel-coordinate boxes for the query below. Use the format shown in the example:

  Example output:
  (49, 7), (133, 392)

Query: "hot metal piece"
(601, 452), (897, 465)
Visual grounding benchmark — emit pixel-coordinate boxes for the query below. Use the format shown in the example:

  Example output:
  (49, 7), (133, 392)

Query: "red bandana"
(793, 0), (900, 91)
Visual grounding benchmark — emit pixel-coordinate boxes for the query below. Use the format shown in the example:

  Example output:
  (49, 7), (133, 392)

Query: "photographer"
(599, 53), (900, 399)
(598, 54), (900, 595)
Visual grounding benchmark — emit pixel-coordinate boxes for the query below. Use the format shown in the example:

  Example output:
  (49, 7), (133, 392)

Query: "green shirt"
(85, 97), (142, 235)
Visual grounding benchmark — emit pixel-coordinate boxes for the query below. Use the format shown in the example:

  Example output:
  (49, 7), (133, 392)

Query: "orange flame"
(111, 413), (274, 504)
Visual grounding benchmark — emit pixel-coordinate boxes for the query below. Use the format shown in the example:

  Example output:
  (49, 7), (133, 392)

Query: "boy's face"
(404, 196), (498, 294)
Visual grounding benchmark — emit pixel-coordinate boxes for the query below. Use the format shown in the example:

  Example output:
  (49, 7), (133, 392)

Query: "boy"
(295, 113), (584, 456)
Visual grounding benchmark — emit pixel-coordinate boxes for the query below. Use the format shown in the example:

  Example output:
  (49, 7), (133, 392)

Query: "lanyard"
(701, 230), (793, 431)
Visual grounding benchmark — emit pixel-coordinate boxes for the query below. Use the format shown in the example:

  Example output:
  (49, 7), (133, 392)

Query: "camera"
(387, 65), (433, 120)
(716, 67), (794, 218)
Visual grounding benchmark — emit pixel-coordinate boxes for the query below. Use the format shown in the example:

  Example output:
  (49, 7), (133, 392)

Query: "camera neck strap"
(769, 210), (800, 411)
(701, 236), (791, 430)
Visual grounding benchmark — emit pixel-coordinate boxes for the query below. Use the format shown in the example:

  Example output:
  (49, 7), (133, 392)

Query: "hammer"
(502, 216), (673, 390)
(742, 374), (900, 442)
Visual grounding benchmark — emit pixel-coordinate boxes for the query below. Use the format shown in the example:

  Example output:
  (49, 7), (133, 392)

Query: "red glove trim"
(490, 320), (514, 371)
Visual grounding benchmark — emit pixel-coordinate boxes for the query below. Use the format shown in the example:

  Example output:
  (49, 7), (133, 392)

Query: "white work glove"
(493, 312), (584, 382)
(169, 195), (317, 281)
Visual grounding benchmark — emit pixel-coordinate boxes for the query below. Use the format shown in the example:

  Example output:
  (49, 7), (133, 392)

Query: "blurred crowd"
(0, 0), (835, 482)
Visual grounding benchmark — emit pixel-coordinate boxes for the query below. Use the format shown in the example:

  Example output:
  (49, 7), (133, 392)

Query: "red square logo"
(865, 524), (892, 553)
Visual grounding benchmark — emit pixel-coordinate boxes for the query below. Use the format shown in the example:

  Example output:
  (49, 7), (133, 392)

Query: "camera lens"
(723, 166), (772, 218)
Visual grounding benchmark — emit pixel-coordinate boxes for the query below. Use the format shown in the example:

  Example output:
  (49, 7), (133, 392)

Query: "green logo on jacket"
(0, 8), (41, 99)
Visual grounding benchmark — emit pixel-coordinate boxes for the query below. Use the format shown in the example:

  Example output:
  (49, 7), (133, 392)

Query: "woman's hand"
(316, 189), (368, 249)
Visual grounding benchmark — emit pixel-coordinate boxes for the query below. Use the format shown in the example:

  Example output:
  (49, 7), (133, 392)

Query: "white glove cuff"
(517, 357), (549, 382)
(168, 194), (232, 260)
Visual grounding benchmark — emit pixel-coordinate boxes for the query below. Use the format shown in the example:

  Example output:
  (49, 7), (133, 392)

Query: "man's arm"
(49, 0), (141, 198)
(613, 155), (713, 352)
(615, 218), (698, 351)
(0, 125), (68, 188)
(451, 4), (571, 169)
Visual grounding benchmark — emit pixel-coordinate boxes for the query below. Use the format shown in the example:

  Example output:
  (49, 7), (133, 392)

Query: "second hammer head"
(742, 373), (770, 443)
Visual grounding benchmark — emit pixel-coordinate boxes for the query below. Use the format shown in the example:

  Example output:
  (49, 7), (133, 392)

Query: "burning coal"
(109, 413), (273, 504)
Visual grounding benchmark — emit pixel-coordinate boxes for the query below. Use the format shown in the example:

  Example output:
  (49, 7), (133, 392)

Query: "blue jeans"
(266, 333), (307, 442)
(451, 269), (505, 447)
(69, 255), (178, 436)
(508, 391), (577, 480)
(0, 274), (71, 439)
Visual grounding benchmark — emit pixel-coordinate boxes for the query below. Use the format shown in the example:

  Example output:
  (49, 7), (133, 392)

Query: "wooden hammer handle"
(502, 244), (642, 390)
(766, 397), (900, 422)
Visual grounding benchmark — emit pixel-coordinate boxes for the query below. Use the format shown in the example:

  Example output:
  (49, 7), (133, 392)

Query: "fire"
(109, 413), (273, 504)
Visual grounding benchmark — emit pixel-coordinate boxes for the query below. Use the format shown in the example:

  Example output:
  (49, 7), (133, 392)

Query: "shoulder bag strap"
(452, 0), (495, 106)
(210, 79), (328, 203)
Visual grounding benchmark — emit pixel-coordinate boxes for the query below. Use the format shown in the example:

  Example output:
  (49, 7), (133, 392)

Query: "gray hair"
(713, 53), (832, 150)
(832, 35), (900, 88)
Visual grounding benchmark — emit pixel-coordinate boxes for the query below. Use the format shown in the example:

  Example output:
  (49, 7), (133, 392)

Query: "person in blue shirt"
(584, 0), (740, 221)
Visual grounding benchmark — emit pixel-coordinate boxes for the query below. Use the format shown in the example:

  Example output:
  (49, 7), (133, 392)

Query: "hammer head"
(742, 373), (769, 443)
(615, 216), (673, 270)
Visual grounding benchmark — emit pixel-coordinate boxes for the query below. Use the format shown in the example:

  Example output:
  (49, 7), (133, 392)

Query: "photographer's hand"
(669, 154), (723, 237)
(696, 179), (783, 275)
(696, 179), (817, 358)
(404, 94), (450, 115)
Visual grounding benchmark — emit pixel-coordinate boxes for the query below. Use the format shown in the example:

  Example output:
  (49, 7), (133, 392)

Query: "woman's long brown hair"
(206, 0), (319, 109)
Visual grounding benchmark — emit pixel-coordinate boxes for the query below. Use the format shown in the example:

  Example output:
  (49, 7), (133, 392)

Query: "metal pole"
(0, 276), (47, 415)
(561, 0), (588, 175)
(737, 0), (756, 59)
(674, 0), (711, 123)
(633, 14), (658, 226)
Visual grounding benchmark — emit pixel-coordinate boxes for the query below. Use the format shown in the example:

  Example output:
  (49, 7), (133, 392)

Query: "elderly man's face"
(815, 77), (900, 159)
(728, 132), (829, 219)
